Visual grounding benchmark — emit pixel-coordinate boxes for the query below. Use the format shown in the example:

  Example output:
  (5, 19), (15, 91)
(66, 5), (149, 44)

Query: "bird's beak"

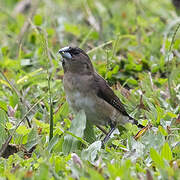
(58, 46), (72, 59)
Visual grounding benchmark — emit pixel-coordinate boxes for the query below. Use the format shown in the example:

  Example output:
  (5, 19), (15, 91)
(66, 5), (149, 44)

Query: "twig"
(13, 0), (31, 16)
(0, 136), (12, 158)
(48, 75), (53, 141)
(28, 18), (55, 140)
(167, 23), (180, 106)
(0, 97), (44, 157)
(16, 0), (39, 47)
(86, 34), (135, 55)
(84, 3), (100, 32)
(28, 18), (54, 68)
(41, 29), (54, 141)
(87, 40), (113, 54)
(79, 28), (93, 48)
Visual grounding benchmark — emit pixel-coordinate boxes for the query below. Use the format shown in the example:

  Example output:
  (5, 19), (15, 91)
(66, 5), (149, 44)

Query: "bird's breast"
(63, 72), (94, 109)
(66, 90), (95, 112)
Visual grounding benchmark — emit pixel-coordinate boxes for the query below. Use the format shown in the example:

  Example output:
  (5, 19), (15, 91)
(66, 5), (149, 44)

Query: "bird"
(58, 46), (144, 144)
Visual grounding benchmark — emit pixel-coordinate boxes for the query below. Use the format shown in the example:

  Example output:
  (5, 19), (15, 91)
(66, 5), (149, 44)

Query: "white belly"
(66, 90), (110, 125)
(66, 91), (95, 112)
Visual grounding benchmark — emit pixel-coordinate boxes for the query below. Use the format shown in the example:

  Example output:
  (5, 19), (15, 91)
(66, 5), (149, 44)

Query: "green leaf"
(65, 131), (88, 145)
(158, 126), (168, 136)
(106, 71), (113, 79)
(0, 101), (7, 111)
(16, 125), (30, 135)
(150, 148), (164, 168)
(6, 122), (13, 130)
(16, 68), (43, 84)
(151, 64), (159, 73)
(161, 142), (172, 161)
(85, 168), (104, 180)
(126, 77), (138, 86)
(35, 164), (49, 180)
(112, 65), (119, 74)
(84, 120), (96, 143)
(154, 78), (167, 86)
(166, 112), (177, 118)
(34, 14), (43, 26)
(81, 141), (101, 163)
(156, 105), (164, 124)
(64, 23), (80, 36)
(62, 110), (86, 155)
(0, 109), (8, 147)
(46, 134), (59, 153)
(54, 102), (69, 124)
(9, 93), (19, 108)
(1, 46), (9, 56)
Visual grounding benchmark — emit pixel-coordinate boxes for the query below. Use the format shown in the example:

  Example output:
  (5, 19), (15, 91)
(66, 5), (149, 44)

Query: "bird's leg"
(102, 122), (116, 145)
(96, 125), (108, 135)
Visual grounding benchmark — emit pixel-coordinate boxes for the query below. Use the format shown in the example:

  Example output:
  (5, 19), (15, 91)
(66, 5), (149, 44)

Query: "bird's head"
(58, 46), (94, 74)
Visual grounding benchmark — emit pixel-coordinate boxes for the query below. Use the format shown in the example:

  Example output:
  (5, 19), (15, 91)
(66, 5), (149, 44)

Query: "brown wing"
(93, 72), (130, 117)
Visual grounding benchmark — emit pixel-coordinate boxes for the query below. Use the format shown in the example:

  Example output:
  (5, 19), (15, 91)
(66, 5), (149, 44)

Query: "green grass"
(0, 0), (180, 179)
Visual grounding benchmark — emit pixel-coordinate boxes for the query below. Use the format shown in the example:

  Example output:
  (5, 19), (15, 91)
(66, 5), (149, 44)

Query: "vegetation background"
(0, 0), (180, 179)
